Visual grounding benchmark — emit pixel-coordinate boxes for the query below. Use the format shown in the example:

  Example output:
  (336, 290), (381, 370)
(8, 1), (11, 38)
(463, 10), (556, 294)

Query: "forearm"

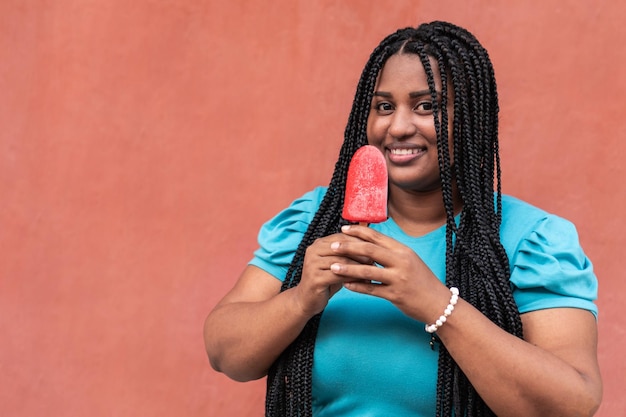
(204, 287), (311, 382)
(436, 301), (601, 417)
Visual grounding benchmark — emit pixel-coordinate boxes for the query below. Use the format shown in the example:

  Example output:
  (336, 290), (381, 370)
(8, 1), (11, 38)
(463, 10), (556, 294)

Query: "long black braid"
(265, 21), (523, 417)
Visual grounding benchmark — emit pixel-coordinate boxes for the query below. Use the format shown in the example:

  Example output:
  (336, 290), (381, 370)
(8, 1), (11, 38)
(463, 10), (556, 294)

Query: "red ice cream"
(342, 145), (388, 225)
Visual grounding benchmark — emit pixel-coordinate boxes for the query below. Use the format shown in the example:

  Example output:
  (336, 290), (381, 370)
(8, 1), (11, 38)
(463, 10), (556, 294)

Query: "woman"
(204, 21), (602, 417)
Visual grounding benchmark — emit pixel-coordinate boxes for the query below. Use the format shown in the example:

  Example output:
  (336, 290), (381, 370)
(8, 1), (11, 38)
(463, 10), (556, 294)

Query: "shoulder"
(499, 194), (598, 316)
(257, 185), (329, 242)
(499, 194), (577, 250)
(269, 186), (328, 228)
(249, 186), (328, 280)
(499, 193), (585, 263)
(294, 186), (328, 210)
(500, 195), (549, 232)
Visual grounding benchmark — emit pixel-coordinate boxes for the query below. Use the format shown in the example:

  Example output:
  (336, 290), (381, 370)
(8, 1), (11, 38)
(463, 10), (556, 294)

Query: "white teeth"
(390, 148), (419, 155)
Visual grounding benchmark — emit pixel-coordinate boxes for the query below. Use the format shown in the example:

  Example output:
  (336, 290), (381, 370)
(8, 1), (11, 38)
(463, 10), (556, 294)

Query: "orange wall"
(1, 1), (624, 415)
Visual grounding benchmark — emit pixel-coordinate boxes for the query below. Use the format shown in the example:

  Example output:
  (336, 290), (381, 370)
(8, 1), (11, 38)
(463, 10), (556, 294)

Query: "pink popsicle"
(342, 145), (388, 225)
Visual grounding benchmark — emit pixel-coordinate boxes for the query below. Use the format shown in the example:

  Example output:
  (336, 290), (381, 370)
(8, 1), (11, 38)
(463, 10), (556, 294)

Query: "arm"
(332, 224), (602, 417)
(205, 233), (367, 382)
(204, 265), (310, 382)
(437, 304), (602, 417)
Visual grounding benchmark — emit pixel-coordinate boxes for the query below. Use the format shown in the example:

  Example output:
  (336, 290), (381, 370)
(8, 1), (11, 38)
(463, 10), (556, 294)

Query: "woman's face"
(366, 53), (452, 194)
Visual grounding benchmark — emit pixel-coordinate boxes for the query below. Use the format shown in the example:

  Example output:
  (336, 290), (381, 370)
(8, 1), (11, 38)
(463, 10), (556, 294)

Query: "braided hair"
(265, 21), (523, 417)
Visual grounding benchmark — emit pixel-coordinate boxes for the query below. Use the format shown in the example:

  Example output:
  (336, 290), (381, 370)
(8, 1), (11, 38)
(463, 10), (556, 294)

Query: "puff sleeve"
(509, 214), (598, 318)
(248, 187), (327, 281)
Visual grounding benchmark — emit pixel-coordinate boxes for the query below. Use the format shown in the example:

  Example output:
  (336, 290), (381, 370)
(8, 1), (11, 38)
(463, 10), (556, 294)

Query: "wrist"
(425, 287), (459, 334)
(287, 285), (324, 320)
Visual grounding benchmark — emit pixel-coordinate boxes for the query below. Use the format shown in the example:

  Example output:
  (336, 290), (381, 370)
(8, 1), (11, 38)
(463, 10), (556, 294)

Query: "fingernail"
(330, 263), (341, 272)
(341, 225), (350, 232)
(331, 242), (340, 250)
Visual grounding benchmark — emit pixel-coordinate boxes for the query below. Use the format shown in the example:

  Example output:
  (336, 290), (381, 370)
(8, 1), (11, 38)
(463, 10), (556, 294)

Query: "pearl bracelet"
(425, 287), (459, 334)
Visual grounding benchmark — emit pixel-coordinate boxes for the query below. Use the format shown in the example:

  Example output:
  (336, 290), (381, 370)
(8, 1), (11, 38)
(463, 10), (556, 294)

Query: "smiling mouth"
(389, 148), (422, 155)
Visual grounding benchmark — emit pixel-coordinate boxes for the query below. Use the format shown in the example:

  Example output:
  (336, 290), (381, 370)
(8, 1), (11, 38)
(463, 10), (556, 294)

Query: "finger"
(340, 224), (389, 245)
(330, 240), (386, 268)
(309, 233), (367, 258)
(342, 279), (385, 296)
(330, 261), (386, 284)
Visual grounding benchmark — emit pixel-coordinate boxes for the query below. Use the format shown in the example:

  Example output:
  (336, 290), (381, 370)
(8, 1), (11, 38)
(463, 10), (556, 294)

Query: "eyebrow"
(373, 89), (439, 98)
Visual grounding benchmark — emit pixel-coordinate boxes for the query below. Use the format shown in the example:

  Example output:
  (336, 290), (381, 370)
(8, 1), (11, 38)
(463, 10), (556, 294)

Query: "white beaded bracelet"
(425, 287), (459, 334)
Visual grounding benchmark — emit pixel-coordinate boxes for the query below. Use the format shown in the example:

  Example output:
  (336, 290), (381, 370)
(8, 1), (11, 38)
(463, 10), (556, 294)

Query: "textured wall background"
(1, 1), (624, 415)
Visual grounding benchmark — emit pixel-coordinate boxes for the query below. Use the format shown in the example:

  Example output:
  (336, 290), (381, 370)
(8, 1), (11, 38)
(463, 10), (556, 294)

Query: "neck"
(387, 184), (462, 237)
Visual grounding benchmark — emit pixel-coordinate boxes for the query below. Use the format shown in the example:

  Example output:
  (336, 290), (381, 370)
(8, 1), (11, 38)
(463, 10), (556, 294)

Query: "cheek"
(412, 118), (439, 147)
(366, 115), (379, 145)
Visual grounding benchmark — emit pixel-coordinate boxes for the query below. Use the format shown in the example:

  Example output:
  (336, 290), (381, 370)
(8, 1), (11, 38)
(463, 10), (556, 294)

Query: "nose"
(388, 107), (417, 140)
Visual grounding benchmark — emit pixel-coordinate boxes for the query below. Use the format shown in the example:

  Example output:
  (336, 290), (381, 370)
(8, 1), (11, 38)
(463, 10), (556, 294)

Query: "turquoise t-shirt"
(249, 186), (598, 417)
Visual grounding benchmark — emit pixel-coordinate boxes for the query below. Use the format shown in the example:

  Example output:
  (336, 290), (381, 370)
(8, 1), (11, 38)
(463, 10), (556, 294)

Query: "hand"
(293, 231), (374, 318)
(328, 224), (451, 323)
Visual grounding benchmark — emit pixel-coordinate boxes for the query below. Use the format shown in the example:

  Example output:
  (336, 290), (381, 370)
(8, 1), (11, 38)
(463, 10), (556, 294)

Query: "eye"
(374, 101), (394, 114)
(415, 101), (434, 114)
